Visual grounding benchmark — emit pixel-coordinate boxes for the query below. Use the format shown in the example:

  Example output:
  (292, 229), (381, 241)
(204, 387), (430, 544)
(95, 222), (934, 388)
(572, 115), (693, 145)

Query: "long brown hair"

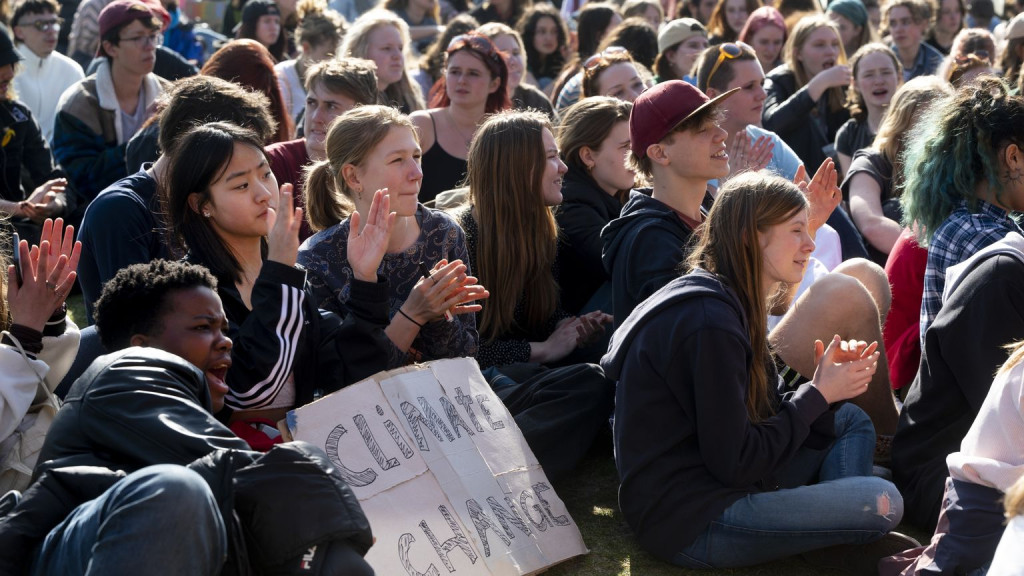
(686, 172), (808, 422)
(303, 105), (416, 232)
(871, 75), (950, 192)
(467, 110), (558, 342)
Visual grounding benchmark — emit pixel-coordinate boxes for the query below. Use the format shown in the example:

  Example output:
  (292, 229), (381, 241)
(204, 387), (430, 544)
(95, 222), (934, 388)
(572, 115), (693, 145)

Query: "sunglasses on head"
(583, 46), (629, 71)
(706, 42), (751, 87)
(954, 49), (990, 64)
(447, 34), (504, 65)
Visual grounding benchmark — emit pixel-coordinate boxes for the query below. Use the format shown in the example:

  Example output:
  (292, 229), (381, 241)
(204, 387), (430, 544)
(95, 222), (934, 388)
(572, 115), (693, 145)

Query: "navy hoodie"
(600, 189), (711, 330)
(602, 269), (833, 561)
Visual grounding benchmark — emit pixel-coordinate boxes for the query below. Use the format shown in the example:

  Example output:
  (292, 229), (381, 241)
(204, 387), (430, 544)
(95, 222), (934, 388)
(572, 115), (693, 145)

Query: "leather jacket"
(0, 348), (373, 575)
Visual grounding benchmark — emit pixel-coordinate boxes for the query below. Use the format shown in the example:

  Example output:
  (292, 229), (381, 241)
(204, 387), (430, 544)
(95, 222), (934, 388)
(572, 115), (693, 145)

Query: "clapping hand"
(795, 159), (841, 235)
(266, 183), (303, 267)
(348, 189), (396, 282)
(810, 335), (880, 404)
(7, 218), (81, 332)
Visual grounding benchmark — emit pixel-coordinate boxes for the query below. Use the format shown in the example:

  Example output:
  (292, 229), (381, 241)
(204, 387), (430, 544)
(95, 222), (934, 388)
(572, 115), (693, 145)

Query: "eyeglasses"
(583, 46), (629, 71)
(16, 17), (63, 32)
(705, 42), (750, 87)
(118, 32), (163, 48)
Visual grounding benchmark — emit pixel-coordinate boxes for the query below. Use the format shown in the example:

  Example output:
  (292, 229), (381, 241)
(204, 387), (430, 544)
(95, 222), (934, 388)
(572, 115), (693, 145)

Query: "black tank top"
(419, 111), (469, 204)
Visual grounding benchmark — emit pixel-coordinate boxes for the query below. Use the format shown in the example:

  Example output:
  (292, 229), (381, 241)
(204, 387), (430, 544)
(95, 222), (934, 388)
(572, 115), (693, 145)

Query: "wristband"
(398, 308), (424, 328)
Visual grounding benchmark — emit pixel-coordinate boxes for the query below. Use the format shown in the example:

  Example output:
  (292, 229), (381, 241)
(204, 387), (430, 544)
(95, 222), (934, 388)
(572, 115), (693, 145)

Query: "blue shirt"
(893, 42), (944, 81)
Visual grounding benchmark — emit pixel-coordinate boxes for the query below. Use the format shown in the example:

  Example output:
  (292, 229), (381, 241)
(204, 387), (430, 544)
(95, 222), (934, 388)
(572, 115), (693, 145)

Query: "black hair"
(94, 259), (218, 351)
(160, 122), (268, 284)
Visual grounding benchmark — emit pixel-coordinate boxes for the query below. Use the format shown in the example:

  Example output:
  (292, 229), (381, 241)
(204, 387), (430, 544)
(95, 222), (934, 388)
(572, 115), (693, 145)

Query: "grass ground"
(544, 432), (930, 576)
(64, 294), (925, 576)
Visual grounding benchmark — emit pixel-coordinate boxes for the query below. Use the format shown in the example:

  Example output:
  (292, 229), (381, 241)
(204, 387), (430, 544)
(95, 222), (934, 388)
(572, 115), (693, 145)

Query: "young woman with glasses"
(410, 32), (510, 204)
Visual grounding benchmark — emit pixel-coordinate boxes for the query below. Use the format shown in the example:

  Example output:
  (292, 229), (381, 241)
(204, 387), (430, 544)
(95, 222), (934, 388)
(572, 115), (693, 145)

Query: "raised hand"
(810, 335), (880, 404)
(727, 132), (775, 181)
(799, 158), (841, 234)
(266, 183), (303, 267)
(348, 189), (396, 282)
(7, 230), (79, 332)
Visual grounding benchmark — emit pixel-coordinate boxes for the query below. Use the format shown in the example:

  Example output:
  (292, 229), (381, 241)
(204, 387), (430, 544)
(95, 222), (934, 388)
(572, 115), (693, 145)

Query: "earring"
(203, 211), (211, 218)
(355, 187), (363, 201)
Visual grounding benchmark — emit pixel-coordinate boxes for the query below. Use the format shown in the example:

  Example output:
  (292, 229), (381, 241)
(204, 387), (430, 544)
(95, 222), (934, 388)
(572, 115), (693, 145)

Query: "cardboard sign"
(287, 358), (588, 575)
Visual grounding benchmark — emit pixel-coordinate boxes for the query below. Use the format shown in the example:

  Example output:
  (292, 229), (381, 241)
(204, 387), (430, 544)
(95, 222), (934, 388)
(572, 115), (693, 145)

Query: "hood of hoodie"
(600, 189), (687, 274)
(601, 269), (746, 380)
(943, 231), (1024, 303)
(560, 164), (625, 220)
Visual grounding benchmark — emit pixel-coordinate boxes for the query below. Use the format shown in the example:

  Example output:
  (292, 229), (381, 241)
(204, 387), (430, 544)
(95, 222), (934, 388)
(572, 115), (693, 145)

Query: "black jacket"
(762, 65), (850, 169)
(555, 165), (624, 314)
(0, 99), (62, 203)
(191, 259), (391, 411)
(893, 250), (1024, 530)
(602, 270), (833, 561)
(600, 189), (710, 330)
(0, 348), (373, 575)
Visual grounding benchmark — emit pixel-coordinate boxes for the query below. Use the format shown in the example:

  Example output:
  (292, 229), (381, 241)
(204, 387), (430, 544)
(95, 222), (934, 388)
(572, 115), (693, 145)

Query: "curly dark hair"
(94, 259), (218, 351)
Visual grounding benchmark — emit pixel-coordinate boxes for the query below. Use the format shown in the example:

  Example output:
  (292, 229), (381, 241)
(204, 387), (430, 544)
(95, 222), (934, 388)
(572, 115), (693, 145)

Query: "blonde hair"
(784, 14), (847, 111)
(467, 110), (559, 342)
(303, 105), (417, 231)
(1004, 461), (1024, 518)
(872, 75), (951, 192)
(341, 9), (425, 112)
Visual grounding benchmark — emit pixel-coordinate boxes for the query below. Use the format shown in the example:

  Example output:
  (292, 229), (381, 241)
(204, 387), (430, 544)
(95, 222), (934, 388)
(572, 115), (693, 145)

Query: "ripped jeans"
(673, 403), (904, 569)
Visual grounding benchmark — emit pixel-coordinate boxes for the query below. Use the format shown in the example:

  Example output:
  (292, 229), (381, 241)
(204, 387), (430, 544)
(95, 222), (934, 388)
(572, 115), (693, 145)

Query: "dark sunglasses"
(706, 42), (751, 87)
(583, 46), (629, 71)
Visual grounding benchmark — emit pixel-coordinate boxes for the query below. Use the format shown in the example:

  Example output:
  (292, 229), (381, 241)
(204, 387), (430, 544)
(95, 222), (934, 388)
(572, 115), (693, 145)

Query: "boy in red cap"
(601, 79), (737, 329)
(52, 0), (170, 229)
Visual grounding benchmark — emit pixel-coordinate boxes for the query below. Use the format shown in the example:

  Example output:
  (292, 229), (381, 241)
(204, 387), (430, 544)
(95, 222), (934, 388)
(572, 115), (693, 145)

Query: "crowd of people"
(2, 0), (1024, 572)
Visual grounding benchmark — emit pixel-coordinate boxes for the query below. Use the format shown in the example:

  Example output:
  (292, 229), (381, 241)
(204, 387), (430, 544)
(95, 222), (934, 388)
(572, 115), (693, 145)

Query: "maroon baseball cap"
(97, 0), (170, 54)
(629, 81), (739, 159)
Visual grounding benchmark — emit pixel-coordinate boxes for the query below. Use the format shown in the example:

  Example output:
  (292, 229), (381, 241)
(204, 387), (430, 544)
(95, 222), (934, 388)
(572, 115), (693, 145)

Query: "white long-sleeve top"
(13, 44), (85, 142)
(0, 321), (79, 446)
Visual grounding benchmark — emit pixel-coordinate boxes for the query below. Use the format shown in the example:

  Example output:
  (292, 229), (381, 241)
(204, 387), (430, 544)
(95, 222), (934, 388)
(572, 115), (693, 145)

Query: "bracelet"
(398, 308), (424, 328)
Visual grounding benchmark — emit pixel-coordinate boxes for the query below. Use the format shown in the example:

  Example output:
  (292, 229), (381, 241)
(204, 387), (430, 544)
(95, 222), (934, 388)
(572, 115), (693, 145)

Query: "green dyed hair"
(900, 77), (1024, 246)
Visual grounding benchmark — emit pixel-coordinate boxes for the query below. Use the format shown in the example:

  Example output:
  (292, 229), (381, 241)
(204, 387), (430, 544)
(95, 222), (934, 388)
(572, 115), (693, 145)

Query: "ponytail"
(303, 160), (354, 232)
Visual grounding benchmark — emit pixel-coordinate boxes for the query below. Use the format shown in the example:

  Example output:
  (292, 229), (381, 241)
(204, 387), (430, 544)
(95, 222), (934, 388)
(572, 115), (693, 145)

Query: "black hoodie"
(602, 269), (833, 561)
(600, 189), (711, 330)
(555, 165), (624, 314)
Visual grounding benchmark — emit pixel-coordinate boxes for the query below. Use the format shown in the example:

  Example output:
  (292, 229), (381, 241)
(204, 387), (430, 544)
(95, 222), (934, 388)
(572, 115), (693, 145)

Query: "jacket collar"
(94, 59), (163, 144)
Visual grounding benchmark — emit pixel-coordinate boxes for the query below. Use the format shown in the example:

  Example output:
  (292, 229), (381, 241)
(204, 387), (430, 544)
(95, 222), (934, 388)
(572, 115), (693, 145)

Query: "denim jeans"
(32, 465), (227, 576)
(674, 403), (904, 568)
